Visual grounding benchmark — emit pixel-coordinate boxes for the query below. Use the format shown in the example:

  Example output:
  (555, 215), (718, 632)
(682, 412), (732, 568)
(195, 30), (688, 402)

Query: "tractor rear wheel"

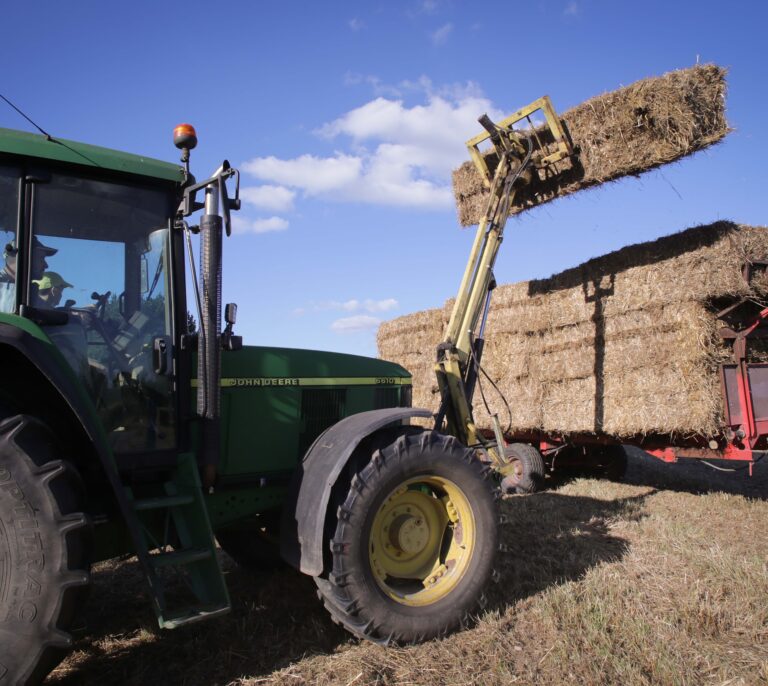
(500, 443), (546, 494)
(0, 415), (91, 686)
(315, 429), (498, 644)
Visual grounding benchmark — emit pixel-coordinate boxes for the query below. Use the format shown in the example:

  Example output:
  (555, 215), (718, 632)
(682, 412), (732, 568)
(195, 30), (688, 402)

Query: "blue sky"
(2, 1), (766, 356)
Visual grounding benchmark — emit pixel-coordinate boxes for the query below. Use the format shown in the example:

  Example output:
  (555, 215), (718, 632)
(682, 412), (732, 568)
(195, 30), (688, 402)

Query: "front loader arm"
(434, 147), (523, 462)
(434, 97), (574, 467)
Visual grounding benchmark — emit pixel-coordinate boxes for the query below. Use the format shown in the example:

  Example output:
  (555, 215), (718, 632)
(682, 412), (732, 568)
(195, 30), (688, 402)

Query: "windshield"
(31, 173), (178, 454)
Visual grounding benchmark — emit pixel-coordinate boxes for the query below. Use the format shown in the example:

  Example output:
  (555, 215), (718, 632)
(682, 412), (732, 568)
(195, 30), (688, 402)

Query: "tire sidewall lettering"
(0, 461), (45, 625)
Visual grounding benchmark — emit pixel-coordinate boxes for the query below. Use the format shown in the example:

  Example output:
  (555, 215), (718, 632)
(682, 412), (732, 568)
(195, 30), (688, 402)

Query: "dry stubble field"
(51, 452), (768, 686)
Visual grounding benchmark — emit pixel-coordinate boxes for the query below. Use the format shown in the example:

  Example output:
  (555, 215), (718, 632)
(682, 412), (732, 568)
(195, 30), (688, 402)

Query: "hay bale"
(377, 222), (768, 439)
(453, 64), (729, 226)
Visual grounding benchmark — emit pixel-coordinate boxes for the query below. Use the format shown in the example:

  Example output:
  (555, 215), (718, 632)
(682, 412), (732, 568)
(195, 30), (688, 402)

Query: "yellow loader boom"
(434, 96), (575, 471)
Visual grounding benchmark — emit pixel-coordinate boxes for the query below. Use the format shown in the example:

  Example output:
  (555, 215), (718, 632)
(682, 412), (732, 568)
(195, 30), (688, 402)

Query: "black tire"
(315, 429), (498, 644)
(500, 443), (546, 494)
(217, 510), (284, 572)
(591, 445), (628, 481)
(0, 415), (91, 686)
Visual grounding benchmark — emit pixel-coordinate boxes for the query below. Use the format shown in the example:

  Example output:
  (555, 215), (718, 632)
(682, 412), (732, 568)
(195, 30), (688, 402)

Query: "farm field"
(51, 452), (768, 686)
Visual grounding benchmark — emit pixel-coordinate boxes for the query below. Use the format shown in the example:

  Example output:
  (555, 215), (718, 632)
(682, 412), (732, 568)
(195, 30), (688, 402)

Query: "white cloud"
(343, 72), (407, 99)
(364, 298), (398, 313)
(311, 298), (399, 314)
(240, 185), (295, 212)
(564, 1), (579, 16)
(342, 73), (483, 103)
(243, 154), (363, 194)
(242, 87), (504, 211)
(348, 17), (364, 31)
(430, 23), (452, 46)
(232, 215), (289, 234)
(331, 315), (381, 333)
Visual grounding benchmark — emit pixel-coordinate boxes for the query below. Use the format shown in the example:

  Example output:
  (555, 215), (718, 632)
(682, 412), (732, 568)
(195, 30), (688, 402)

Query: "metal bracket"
(466, 95), (572, 189)
(178, 162), (240, 218)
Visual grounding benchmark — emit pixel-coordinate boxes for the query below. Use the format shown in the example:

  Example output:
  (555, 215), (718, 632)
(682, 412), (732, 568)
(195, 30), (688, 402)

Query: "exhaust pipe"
(198, 175), (224, 486)
(174, 126), (241, 489)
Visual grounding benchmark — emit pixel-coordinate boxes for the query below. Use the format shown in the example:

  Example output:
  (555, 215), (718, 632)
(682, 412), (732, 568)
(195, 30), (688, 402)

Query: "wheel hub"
(389, 512), (429, 554)
(368, 476), (477, 607)
(371, 488), (445, 579)
(500, 458), (523, 492)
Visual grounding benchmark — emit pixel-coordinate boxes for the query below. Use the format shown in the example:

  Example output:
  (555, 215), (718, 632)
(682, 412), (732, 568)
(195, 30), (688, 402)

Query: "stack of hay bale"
(378, 65), (768, 440)
(379, 223), (768, 439)
(453, 64), (728, 226)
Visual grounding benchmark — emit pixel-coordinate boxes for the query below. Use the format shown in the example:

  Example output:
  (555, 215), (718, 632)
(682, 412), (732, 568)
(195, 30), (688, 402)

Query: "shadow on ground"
(546, 447), (768, 501)
(621, 447), (768, 500)
(50, 490), (649, 686)
(485, 490), (647, 612)
(51, 556), (346, 686)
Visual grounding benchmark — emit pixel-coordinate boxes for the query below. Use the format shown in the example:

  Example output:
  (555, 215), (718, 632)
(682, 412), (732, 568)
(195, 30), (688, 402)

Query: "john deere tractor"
(0, 124), (499, 684)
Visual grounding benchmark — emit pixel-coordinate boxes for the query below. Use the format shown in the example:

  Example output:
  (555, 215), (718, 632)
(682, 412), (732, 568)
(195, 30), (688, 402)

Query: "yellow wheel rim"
(368, 476), (476, 607)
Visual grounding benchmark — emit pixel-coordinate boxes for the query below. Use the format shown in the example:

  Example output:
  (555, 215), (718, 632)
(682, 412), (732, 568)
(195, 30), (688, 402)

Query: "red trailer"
(498, 276), (768, 493)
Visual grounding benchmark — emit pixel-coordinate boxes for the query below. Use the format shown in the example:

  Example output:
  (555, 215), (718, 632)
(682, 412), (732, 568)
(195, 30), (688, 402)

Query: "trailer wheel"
(315, 429), (498, 644)
(0, 415), (92, 686)
(500, 443), (546, 494)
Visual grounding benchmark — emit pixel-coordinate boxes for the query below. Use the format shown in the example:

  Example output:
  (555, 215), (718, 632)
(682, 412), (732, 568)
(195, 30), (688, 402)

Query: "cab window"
(0, 166), (20, 313)
(30, 172), (177, 454)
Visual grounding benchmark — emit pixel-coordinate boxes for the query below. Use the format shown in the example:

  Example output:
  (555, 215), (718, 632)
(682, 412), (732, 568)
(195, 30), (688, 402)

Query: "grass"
(50, 454), (768, 685)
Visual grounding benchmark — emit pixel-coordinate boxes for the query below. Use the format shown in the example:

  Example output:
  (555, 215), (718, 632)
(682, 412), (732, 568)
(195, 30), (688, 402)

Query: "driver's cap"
(33, 237), (57, 256)
(3, 237), (58, 258)
(33, 271), (72, 291)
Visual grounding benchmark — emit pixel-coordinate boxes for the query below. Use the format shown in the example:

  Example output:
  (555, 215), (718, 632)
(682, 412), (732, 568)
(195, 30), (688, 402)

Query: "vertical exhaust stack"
(175, 125), (241, 489)
(198, 178), (224, 484)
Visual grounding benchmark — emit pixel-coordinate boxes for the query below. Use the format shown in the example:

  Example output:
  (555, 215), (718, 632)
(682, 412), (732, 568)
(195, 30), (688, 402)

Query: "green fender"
(280, 407), (432, 576)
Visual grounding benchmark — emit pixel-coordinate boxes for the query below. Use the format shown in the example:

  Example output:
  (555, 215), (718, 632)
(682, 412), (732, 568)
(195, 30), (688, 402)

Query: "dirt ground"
(50, 452), (768, 686)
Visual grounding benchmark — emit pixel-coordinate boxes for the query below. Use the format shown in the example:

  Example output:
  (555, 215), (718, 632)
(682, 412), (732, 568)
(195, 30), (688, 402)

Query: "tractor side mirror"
(222, 302), (242, 351)
(225, 302), (237, 326)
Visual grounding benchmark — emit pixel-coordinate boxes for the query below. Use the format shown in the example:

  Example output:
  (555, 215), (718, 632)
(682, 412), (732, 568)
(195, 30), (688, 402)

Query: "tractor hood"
(219, 344), (411, 387)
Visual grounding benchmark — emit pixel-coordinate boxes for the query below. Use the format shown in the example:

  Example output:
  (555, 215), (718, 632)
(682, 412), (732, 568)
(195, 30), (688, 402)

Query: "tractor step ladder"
(125, 452), (230, 629)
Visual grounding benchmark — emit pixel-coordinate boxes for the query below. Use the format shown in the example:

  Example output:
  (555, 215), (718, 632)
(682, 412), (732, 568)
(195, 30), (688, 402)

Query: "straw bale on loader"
(452, 64), (729, 227)
(377, 222), (768, 439)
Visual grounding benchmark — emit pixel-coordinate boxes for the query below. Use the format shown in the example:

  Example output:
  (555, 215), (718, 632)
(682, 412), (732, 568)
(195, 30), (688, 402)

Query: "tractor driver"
(33, 272), (73, 309)
(0, 238), (58, 313)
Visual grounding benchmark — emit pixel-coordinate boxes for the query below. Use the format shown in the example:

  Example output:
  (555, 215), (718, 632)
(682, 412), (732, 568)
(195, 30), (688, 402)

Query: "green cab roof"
(0, 127), (185, 184)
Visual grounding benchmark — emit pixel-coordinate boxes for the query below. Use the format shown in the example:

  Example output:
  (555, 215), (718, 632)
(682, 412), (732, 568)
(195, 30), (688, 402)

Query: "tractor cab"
(0, 131), (186, 461)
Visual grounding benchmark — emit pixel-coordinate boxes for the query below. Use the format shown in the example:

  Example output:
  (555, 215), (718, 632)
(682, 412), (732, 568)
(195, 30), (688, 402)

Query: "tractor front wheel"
(0, 415), (91, 686)
(315, 429), (498, 644)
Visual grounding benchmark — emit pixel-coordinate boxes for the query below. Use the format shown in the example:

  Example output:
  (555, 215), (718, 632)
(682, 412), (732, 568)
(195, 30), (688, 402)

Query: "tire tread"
(0, 415), (92, 686)
(314, 429), (498, 645)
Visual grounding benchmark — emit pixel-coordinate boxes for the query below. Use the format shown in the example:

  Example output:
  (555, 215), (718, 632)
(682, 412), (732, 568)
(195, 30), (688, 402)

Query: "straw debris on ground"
(377, 221), (768, 438)
(452, 64), (729, 226)
(52, 460), (768, 685)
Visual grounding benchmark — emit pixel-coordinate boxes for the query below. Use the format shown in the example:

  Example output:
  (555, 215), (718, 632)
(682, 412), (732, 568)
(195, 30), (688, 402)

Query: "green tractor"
(0, 123), (499, 684)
